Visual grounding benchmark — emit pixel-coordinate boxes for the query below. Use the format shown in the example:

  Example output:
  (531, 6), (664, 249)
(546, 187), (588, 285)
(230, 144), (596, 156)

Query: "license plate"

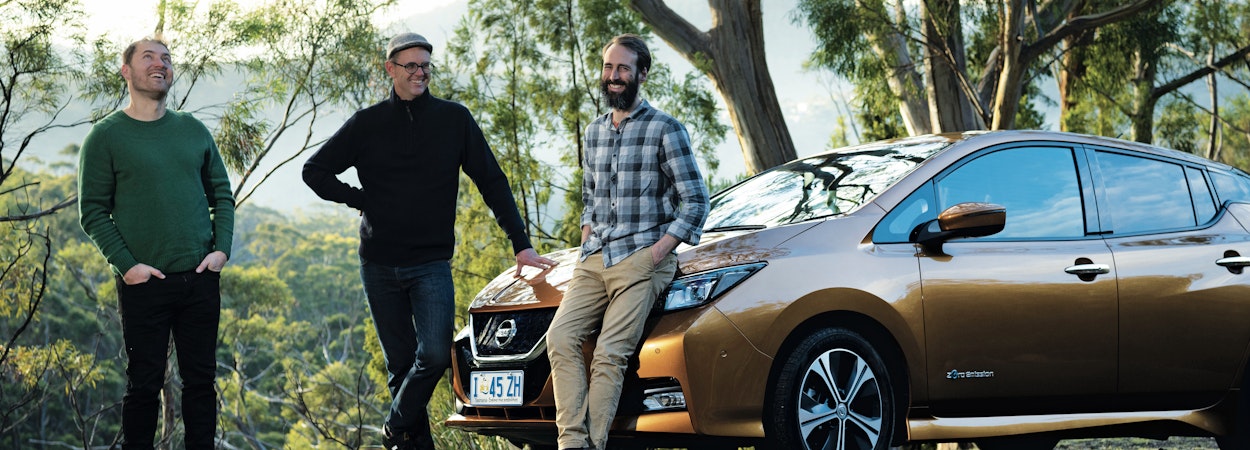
(469, 370), (524, 406)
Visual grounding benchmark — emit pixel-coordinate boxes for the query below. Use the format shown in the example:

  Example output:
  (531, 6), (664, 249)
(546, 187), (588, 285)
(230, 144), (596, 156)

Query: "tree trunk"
(1057, 12), (1093, 132)
(922, 0), (981, 132)
(859, 0), (931, 136)
(629, 0), (796, 175)
(1057, 42), (1080, 131)
(990, 0), (1027, 130)
(1130, 45), (1159, 144)
(1206, 48), (1220, 161)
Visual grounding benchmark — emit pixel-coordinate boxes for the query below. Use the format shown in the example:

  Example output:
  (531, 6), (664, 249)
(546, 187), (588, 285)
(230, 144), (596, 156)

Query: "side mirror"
(911, 202), (1006, 255)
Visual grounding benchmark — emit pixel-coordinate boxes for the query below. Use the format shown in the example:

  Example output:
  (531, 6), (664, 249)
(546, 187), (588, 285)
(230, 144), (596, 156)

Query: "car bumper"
(444, 301), (774, 443)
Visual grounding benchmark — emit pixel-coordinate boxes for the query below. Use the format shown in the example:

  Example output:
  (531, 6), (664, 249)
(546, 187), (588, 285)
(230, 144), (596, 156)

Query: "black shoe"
(382, 424), (434, 450)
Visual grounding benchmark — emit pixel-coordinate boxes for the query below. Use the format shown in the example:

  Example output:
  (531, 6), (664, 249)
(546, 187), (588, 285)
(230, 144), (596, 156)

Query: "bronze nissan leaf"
(444, 130), (1250, 450)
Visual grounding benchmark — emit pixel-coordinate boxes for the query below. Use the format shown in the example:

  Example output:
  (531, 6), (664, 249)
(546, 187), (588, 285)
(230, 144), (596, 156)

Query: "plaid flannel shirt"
(580, 100), (709, 267)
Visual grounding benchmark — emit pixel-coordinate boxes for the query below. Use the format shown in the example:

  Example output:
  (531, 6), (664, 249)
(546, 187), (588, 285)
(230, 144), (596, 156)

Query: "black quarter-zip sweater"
(303, 89), (532, 266)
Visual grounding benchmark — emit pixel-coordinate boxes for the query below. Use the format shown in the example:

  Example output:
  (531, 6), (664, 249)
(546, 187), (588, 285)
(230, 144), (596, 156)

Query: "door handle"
(1216, 256), (1250, 268)
(1065, 263), (1110, 275)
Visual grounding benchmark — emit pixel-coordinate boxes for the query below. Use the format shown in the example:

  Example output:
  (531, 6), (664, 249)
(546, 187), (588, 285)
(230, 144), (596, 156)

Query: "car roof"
(951, 130), (1234, 170)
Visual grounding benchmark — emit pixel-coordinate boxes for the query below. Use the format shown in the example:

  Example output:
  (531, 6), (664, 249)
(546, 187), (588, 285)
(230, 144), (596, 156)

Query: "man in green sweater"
(78, 37), (234, 450)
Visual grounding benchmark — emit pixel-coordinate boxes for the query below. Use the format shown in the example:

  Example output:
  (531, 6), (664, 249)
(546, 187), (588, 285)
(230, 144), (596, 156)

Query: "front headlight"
(659, 262), (767, 312)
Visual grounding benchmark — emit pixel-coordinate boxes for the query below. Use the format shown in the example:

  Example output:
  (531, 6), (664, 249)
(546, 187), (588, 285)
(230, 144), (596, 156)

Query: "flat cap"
(386, 32), (433, 59)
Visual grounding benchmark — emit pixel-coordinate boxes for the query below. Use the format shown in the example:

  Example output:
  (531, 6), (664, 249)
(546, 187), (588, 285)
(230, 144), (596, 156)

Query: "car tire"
(764, 327), (897, 450)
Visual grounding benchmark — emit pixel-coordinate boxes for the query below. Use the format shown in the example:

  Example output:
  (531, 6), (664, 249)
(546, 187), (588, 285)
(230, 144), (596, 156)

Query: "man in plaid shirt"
(546, 34), (710, 450)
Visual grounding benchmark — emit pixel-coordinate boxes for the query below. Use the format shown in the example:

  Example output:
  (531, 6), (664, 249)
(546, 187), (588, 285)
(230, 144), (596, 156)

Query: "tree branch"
(627, 0), (712, 59)
(1152, 44), (1250, 101)
(0, 196), (77, 223)
(1023, 0), (1167, 63)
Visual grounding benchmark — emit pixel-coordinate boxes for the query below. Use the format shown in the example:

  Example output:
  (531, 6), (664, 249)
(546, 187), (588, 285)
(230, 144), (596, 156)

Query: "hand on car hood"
(469, 248), (580, 311)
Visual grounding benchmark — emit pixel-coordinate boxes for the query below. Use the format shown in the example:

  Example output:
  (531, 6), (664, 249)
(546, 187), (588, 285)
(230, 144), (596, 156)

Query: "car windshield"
(704, 137), (953, 230)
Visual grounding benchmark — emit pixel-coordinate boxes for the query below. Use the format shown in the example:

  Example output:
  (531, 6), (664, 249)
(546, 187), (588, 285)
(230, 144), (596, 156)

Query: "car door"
(918, 144), (1119, 416)
(1090, 148), (1250, 408)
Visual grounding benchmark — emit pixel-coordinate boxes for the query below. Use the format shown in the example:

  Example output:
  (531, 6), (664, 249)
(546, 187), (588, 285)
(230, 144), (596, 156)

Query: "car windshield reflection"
(705, 138), (951, 230)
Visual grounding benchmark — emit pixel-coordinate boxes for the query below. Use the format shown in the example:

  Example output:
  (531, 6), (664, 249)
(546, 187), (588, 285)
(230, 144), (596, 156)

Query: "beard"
(601, 76), (640, 111)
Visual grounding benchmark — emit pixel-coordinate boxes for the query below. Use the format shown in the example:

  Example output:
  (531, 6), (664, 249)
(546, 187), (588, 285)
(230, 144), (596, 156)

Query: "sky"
(63, 0), (842, 213)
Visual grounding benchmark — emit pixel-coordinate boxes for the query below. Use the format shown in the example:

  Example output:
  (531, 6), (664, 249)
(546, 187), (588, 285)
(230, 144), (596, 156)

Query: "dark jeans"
(360, 258), (454, 440)
(116, 270), (221, 450)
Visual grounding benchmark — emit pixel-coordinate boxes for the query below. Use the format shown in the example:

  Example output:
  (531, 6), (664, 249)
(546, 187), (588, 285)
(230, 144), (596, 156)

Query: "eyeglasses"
(393, 61), (435, 75)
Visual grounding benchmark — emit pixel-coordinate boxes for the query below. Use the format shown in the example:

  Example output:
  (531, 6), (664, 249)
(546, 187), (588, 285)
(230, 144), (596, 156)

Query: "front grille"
(473, 309), (557, 357)
(454, 338), (553, 405)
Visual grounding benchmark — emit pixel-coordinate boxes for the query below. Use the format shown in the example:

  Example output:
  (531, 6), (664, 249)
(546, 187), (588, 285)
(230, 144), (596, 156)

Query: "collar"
(604, 99), (651, 126)
(388, 88), (434, 110)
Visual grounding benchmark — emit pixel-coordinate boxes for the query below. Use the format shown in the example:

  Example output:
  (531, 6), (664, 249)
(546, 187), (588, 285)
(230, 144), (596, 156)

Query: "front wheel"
(764, 327), (897, 450)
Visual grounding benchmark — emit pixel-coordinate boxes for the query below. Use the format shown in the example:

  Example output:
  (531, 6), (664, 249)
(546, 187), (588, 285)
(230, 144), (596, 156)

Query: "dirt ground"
(1053, 437), (1219, 450)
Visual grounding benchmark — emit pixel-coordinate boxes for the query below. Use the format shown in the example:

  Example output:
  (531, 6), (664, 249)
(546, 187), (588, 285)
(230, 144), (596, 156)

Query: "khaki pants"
(546, 247), (678, 450)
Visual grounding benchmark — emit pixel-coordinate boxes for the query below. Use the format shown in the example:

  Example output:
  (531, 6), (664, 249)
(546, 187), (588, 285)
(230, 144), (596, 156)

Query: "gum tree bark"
(629, 0), (797, 174)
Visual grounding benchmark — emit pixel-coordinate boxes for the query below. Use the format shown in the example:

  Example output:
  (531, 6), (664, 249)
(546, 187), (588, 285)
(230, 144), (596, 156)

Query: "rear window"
(1095, 151), (1196, 234)
(1212, 170), (1250, 205)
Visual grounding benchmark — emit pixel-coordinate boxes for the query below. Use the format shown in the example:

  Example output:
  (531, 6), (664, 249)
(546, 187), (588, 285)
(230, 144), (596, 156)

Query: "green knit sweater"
(78, 110), (235, 276)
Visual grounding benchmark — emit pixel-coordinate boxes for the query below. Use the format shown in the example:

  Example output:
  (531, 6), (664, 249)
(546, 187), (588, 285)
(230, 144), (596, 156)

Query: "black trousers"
(116, 270), (221, 450)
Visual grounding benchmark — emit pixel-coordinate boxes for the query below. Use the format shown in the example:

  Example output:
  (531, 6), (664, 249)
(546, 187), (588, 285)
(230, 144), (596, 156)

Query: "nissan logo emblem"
(494, 319), (518, 347)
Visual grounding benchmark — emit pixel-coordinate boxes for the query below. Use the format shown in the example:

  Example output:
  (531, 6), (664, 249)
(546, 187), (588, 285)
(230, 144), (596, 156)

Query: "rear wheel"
(765, 327), (897, 450)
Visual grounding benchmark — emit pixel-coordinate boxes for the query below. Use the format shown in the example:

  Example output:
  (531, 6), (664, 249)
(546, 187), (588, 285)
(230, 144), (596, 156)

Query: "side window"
(1095, 151), (1195, 234)
(1212, 170), (1250, 204)
(1186, 167), (1217, 224)
(935, 147), (1085, 239)
(873, 182), (935, 243)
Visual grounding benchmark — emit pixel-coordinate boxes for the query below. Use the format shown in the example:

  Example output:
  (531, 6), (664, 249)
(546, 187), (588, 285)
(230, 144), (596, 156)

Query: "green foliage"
(1062, 1), (1174, 138)
(1223, 95), (1250, 169)
(795, 0), (903, 141)
(220, 265), (292, 312)
(794, 0), (872, 77)
(1157, 99), (1203, 155)
(215, 98), (270, 175)
(855, 73), (906, 141)
(279, 360), (376, 448)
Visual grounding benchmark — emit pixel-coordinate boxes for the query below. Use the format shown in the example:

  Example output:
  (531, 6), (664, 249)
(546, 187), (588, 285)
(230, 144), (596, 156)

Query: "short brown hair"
(602, 34), (651, 74)
(122, 37), (170, 66)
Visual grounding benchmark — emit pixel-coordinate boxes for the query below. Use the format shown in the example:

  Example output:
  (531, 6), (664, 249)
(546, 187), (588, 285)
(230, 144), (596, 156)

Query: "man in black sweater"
(302, 32), (556, 450)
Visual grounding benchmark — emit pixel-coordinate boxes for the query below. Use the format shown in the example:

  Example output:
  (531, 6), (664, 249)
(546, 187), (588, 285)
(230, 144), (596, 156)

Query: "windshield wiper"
(705, 224), (767, 232)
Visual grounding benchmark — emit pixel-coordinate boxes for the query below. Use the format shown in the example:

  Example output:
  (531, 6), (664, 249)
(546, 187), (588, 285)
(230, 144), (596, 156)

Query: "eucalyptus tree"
(629, 0), (795, 174)
(1061, 0), (1250, 153)
(794, 0), (1167, 135)
(0, 0), (124, 447)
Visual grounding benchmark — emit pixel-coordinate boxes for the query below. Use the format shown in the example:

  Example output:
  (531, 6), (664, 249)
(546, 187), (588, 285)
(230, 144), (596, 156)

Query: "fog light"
(642, 387), (686, 411)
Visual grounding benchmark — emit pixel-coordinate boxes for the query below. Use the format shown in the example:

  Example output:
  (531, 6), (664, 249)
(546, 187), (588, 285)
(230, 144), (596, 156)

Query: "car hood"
(468, 222), (823, 314)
